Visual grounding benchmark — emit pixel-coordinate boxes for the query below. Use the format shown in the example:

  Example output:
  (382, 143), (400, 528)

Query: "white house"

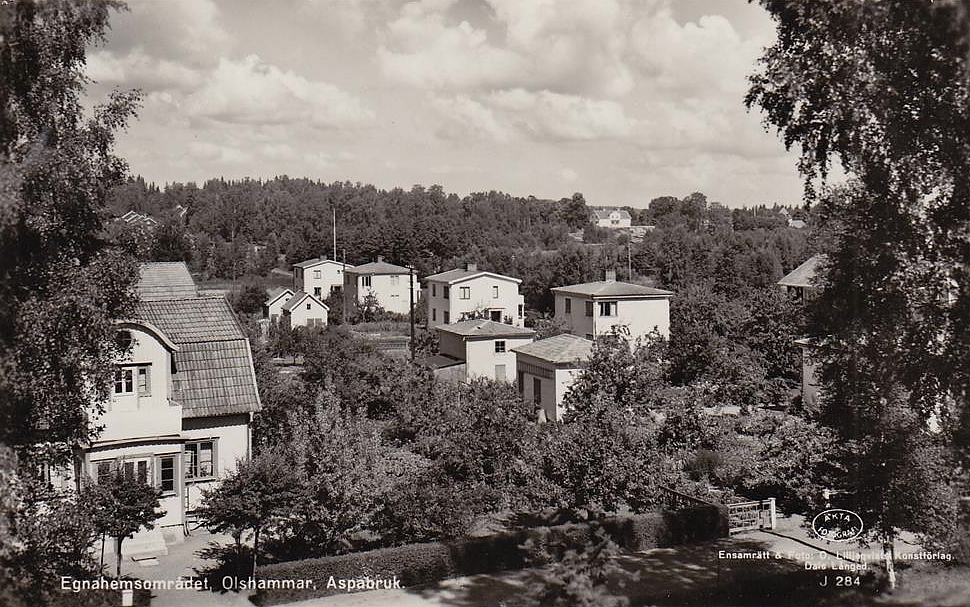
(552, 270), (673, 342)
(513, 333), (593, 423)
(292, 257), (352, 299)
(591, 208), (632, 229)
(263, 287), (294, 322)
(424, 263), (525, 327)
(778, 254), (825, 302)
(344, 257), (419, 315)
(281, 290), (329, 328)
(433, 319), (535, 382)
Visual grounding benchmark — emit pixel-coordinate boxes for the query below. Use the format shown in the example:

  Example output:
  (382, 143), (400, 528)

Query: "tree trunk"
(252, 527), (259, 582)
(116, 536), (123, 579)
(884, 538), (896, 590)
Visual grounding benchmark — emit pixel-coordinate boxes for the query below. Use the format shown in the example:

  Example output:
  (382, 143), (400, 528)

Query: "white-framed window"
(136, 367), (151, 396)
(158, 455), (176, 495)
(314, 287), (322, 297)
(185, 440), (216, 481)
(492, 286), (499, 299)
(362, 276), (372, 288)
(122, 458), (150, 483)
(94, 460), (113, 484)
(390, 275), (400, 286)
(518, 304), (524, 318)
(460, 286), (470, 299)
(495, 340), (506, 353)
(598, 301), (617, 317)
(313, 270), (321, 279)
(114, 368), (134, 394)
(432, 284), (437, 297)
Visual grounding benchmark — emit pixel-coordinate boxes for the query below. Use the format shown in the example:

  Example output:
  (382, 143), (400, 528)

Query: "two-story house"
(292, 257), (352, 299)
(263, 287), (295, 322)
(424, 263), (525, 327)
(552, 270), (673, 342)
(281, 290), (329, 328)
(344, 257), (419, 315)
(591, 208), (632, 229)
(513, 333), (593, 422)
(433, 319), (535, 382)
(54, 265), (262, 558)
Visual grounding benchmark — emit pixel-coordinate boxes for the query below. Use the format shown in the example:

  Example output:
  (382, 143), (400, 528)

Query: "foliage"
(198, 450), (302, 579)
(230, 281), (268, 316)
(82, 469), (163, 577)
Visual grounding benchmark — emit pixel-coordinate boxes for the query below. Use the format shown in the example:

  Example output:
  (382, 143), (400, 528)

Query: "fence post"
(768, 498), (777, 530)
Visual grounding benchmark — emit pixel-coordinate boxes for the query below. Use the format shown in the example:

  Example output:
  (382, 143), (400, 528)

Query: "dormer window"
(115, 330), (132, 351)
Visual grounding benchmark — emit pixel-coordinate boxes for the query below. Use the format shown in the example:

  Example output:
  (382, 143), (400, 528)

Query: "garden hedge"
(253, 504), (727, 605)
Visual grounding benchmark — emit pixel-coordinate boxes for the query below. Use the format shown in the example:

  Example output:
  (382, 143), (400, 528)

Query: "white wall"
(517, 354), (581, 422)
(98, 326), (181, 442)
(265, 292), (293, 322)
(182, 413), (250, 511)
(464, 336), (531, 382)
(427, 275), (524, 326)
(554, 293), (670, 341)
(286, 297), (328, 327)
(295, 262), (347, 298)
(352, 273), (420, 315)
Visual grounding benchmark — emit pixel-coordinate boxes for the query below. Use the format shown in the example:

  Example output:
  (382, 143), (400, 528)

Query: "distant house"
(591, 208), (632, 229)
(552, 270), (673, 341)
(292, 257), (352, 299)
(513, 333), (593, 422)
(263, 287), (295, 322)
(281, 290), (329, 328)
(433, 319), (535, 383)
(778, 255), (825, 302)
(137, 262), (198, 301)
(50, 266), (261, 557)
(118, 210), (159, 229)
(344, 257), (419, 316)
(788, 218), (807, 229)
(424, 263), (525, 327)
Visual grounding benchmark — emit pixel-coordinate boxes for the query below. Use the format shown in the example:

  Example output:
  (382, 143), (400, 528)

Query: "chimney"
(377, 255), (384, 263)
(466, 262), (477, 272)
(605, 269), (617, 282)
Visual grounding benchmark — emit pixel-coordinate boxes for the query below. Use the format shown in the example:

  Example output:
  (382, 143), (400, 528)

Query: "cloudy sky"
(85, 0), (802, 208)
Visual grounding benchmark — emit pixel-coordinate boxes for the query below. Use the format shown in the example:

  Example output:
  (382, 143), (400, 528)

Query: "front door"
(490, 310), (502, 322)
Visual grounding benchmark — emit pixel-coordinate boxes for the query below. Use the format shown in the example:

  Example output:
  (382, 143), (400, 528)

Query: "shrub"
(254, 506), (725, 605)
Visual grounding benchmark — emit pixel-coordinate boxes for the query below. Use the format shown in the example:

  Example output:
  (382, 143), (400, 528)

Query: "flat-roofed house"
(344, 257), (419, 315)
(778, 254), (825, 302)
(552, 270), (673, 342)
(281, 290), (329, 328)
(591, 208), (632, 229)
(425, 263), (525, 327)
(513, 333), (593, 422)
(434, 319), (535, 382)
(263, 287), (295, 322)
(292, 257), (352, 299)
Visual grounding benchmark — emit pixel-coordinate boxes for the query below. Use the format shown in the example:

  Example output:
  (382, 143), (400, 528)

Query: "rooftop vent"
(466, 262), (478, 272)
(605, 269), (617, 282)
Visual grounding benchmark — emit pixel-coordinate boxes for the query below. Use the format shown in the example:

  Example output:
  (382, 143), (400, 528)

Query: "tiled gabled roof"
(265, 287), (294, 306)
(133, 297), (260, 419)
(136, 262), (198, 301)
(513, 333), (593, 365)
(281, 290), (329, 312)
(551, 280), (673, 298)
(778, 255), (826, 288)
(435, 319), (535, 339)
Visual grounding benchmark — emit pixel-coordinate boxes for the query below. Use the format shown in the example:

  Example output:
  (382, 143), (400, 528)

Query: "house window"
(517, 371), (524, 393)
(306, 303), (312, 310)
(586, 333), (594, 340)
(362, 276), (372, 288)
(313, 270), (321, 279)
(314, 287), (322, 297)
(495, 340), (506, 353)
(136, 367), (151, 396)
(598, 301), (617, 316)
(115, 330), (132, 351)
(495, 364), (506, 381)
(159, 456), (176, 494)
(460, 286), (470, 299)
(390, 275), (400, 286)
(432, 284), (437, 297)
(443, 286), (450, 300)
(492, 286), (499, 299)
(443, 311), (450, 324)
(564, 298), (571, 313)
(122, 459), (149, 483)
(114, 368), (134, 394)
(185, 440), (216, 480)
(95, 460), (112, 484)
(585, 301), (594, 317)
(518, 304), (524, 318)
(432, 308), (436, 322)
(533, 378), (542, 404)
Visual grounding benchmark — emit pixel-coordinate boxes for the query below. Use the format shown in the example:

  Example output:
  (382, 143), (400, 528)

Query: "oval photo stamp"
(811, 509), (864, 542)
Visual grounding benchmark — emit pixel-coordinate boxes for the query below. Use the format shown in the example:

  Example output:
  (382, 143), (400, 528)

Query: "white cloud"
(184, 55), (374, 129)
(558, 167), (579, 182)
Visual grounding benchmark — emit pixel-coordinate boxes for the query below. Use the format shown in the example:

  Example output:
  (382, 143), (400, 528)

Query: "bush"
(254, 506), (725, 605)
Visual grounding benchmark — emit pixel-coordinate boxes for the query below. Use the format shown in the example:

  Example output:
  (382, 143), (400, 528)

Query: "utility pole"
(408, 264), (415, 361)
(332, 207), (337, 261)
(341, 248), (347, 323)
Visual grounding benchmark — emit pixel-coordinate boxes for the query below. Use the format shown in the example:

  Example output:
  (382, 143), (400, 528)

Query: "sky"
(84, 0), (804, 208)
